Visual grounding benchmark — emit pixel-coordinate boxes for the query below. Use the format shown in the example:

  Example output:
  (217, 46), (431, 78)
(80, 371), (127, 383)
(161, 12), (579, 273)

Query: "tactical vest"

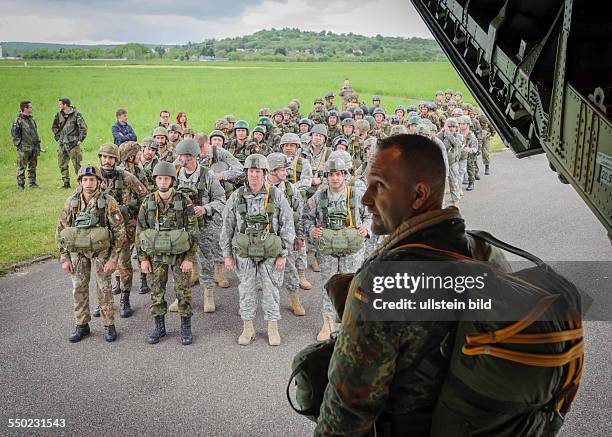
(104, 169), (139, 220)
(288, 156), (303, 185)
(139, 191), (191, 259)
(231, 185), (283, 261)
(281, 181), (300, 230)
(304, 147), (330, 199)
(315, 185), (364, 256)
(59, 193), (111, 253)
(229, 141), (249, 164)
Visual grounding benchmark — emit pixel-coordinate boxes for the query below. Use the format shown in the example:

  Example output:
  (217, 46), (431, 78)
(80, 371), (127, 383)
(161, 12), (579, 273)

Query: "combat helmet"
(141, 136), (157, 150)
(98, 143), (120, 159)
(444, 118), (459, 128)
(234, 120), (250, 132)
(314, 97), (324, 105)
(390, 125), (409, 135)
(152, 161), (177, 179)
(224, 114), (237, 123)
(372, 108), (386, 118)
(77, 164), (103, 181)
(243, 154), (269, 172)
(355, 119), (370, 132)
(257, 116), (273, 131)
(209, 129), (227, 143)
(324, 92), (335, 99)
(168, 123), (183, 134)
(215, 118), (230, 130)
(119, 141), (140, 162)
(458, 115), (472, 126)
(152, 126), (169, 139)
(280, 133), (301, 146)
(332, 137), (349, 150)
(408, 116), (421, 125)
(258, 108), (272, 117)
(298, 118), (313, 129)
(323, 158), (349, 175)
(175, 139), (200, 157)
(341, 118), (356, 128)
(311, 124), (328, 138)
(267, 152), (289, 171)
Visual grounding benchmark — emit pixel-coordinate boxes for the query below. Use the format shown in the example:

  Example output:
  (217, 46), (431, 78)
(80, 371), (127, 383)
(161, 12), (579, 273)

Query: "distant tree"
(274, 47), (287, 56)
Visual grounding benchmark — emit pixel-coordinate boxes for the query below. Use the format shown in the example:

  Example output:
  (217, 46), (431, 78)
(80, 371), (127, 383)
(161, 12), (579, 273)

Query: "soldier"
(224, 114), (237, 136)
(220, 154), (295, 346)
(437, 118), (462, 206)
(182, 128), (195, 140)
(56, 165), (126, 343)
(256, 116), (277, 151)
(346, 94), (360, 110)
(158, 110), (170, 129)
(137, 137), (160, 185)
(459, 115), (479, 191)
(12, 100), (41, 190)
(112, 108), (137, 146)
(136, 161), (199, 345)
(324, 92), (337, 111)
(303, 158), (371, 341)
(371, 108), (390, 139)
(308, 97), (328, 125)
(462, 104), (483, 180)
(444, 88), (454, 103)
(416, 123), (448, 180)
(445, 100), (458, 118)
(475, 107), (496, 174)
(454, 90), (464, 106)
(339, 79), (354, 108)
(435, 90), (445, 106)
(249, 126), (273, 156)
(298, 118), (313, 135)
(95, 143), (147, 320)
(163, 139), (226, 314)
(301, 124), (331, 200)
(267, 153), (308, 315)
(167, 123), (183, 152)
(394, 105), (406, 126)
(324, 111), (342, 146)
(226, 120), (251, 164)
(288, 101), (302, 123)
(370, 95), (385, 114)
(52, 97), (87, 189)
(353, 108), (365, 121)
(280, 133), (313, 290)
(407, 115), (420, 134)
(215, 118), (232, 142)
(153, 127), (175, 163)
(429, 102), (444, 129)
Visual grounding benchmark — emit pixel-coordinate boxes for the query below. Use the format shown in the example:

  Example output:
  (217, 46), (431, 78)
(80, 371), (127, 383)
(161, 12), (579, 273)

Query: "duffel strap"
(286, 365), (318, 417)
(467, 230), (545, 267)
(467, 328), (584, 345)
(462, 340), (584, 367)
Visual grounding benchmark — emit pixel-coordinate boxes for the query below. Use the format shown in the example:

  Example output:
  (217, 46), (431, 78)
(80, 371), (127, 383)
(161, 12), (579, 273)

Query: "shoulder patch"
(354, 288), (370, 304)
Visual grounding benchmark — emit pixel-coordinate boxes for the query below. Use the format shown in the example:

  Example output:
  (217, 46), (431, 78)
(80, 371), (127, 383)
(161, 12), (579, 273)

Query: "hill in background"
(2, 28), (443, 62)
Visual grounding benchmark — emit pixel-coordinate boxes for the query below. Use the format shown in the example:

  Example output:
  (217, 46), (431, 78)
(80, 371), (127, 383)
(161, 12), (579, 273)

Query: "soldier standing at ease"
(56, 165), (126, 343)
(12, 100), (41, 190)
(136, 162), (199, 345)
(153, 127), (175, 163)
(52, 97), (87, 189)
(459, 115), (479, 192)
(95, 144), (147, 319)
(226, 120), (251, 164)
(166, 139), (226, 314)
(137, 137), (159, 187)
(303, 158), (371, 341)
(220, 154), (295, 346)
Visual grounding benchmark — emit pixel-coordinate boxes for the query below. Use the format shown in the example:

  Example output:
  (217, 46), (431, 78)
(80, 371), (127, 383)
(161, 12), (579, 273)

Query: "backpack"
(287, 231), (584, 437)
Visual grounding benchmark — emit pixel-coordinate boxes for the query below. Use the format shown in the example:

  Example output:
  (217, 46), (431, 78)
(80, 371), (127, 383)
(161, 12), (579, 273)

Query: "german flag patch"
(354, 288), (369, 304)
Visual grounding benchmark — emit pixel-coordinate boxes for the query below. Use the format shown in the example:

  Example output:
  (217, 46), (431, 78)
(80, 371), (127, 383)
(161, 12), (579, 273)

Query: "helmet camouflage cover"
(175, 139), (200, 157)
(243, 153), (269, 171)
(152, 161), (177, 179)
(98, 143), (120, 159)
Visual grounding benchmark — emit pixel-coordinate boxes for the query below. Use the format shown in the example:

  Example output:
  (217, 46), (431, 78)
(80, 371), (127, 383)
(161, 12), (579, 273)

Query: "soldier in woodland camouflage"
(12, 100), (41, 189)
(52, 98), (87, 188)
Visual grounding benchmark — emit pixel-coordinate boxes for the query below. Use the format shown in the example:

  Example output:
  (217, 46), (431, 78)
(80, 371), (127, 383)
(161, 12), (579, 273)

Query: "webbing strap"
(461, 341), (584, 367)
(293, 156), (299, 184)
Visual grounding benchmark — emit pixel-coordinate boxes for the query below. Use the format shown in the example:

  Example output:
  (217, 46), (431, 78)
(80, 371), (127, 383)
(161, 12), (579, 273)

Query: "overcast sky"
(0, 0), (432, 45)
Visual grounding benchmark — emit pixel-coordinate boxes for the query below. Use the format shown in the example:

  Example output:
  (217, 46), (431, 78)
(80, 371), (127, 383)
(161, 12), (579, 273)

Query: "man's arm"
(111, 123), (124, 144)
(204, 171), (227, 216)
(55, 197), (73, 263)
(126, 124), (138, 141)
(76, 112), (88, 143)
(219, 192), (238, 258)
(219, 148), (244, 182)
(51, 113), (61, 141)
(11, 117), (22, 147)
(295, 159), (313, 192)
(105, 197), (127, 264)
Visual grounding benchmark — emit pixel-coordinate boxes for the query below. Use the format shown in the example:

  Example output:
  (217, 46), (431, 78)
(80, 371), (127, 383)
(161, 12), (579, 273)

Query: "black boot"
(475, 174), (481, 180)
(29, 181), (39, 188)
(180, 316), (193, 346)
(485, 164), (490, 175)
(112, 276), (121, 295)
(148, 315), (166, 344)
(17, 181), (25, 190)
(466, 181), (475, 191)
(62, 180), (71, 189)
(104, 325), (117, 342)
(68, 324), (90, 343)
(92, 305), (101, 317)
(119, 292), (133, 318)
(138, 273), (150, 294)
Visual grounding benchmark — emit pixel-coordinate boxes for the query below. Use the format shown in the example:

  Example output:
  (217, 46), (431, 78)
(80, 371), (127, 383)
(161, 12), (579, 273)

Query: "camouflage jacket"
(140, 155), (160, 177)
(315, 208), (486, 435)
(325, 125), (343, 147)
(12, 113), (40, 150)
(372, 123), (391, 140)
(158, 148), (176, 163)
(226, 138), (250, 164)
(308, 109), (328, 125)
(436, 130), (462, 165)
(198, 145), (244, 184)
(247, 140), (273, 157)
(220, 183), (295, 259)
(135, 189), (199, 263)
(285, 154), (313, 193)
(51, 107), (88, 147)
(119, 162), (152, 191)
(301, 144), (331, 178)
(56, 191), (127, 263)
(459, 130), (479, 159)
(100, 169), (148, 223)
(175, 163), (226, 228)
(272, 180), (305, 239)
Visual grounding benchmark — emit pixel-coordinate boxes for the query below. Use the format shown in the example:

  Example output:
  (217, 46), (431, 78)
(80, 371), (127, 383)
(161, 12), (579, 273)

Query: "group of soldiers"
(13, 81), (495, 347)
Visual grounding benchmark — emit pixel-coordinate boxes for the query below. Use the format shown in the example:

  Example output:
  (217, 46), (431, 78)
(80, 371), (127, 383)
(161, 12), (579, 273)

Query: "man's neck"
(248, 183), (265, 193)
(62, 107), (71, 114)
(82, 191), (95, 203)
(158, 188), (173, 201)
(329, 184), (345, 194)
(185, 163), (198, 174)
(311, 143), (322, 155)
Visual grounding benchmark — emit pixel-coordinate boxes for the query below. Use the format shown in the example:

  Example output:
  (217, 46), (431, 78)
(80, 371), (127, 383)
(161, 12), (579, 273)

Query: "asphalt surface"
(0, 150), (610, 436)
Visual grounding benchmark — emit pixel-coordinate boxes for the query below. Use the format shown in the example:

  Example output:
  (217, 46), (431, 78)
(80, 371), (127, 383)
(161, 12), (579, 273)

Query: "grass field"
(0, 60), (506, 271)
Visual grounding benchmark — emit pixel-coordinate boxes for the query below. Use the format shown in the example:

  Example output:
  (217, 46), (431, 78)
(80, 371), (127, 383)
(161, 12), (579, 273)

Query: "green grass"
(0, 60), (505, 271)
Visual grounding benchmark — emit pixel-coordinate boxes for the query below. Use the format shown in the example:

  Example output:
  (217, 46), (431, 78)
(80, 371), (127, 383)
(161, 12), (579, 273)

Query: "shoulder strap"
(97, 194), (108, 227)
(466, 230), (545, 266)
(212, 145), (219, 163)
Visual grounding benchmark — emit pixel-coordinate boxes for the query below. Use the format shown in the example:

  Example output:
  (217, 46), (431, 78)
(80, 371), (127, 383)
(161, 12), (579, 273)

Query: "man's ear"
(411, 181), (431, 210)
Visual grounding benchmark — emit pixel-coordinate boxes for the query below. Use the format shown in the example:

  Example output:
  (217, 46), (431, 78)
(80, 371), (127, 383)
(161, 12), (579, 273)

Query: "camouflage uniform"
(199, 144), (244, 198)
(437, 127), (462, 204)
(52, 107), (87, 185)
(462, 129), (479, 185)
(308, 108), (328, 125)
(136, 189), (199, 317)
(56, 190), (127, 328)
(326, 124), (343, 147)
(12, 112), (41, 186)
(158, 147), (175, 163)
(339, 86), (354, 107)
(220, 182), (295, 322)
(477, 110), (496, 171)
(226, 138), (251, 164)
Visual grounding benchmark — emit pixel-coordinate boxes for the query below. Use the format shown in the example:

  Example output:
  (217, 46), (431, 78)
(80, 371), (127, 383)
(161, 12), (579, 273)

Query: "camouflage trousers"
(481, 139), (491, 165)
(57, 145), (82, 183)
(69, 252), (114, 326)
(149, 258), (192, 317)
(448, 161), (461, 203)
(364, 234), (385, 258)
(116, 224), (136, 291)
(319, 252), (363, 318)
(467, 154), (478, 182)
(16, 148), (38, 184)
(235, 255), (284, 321)
(458, 159), (468, 185)
(295, 241), (307, 270)
(283, 246), (300, 292)
(197, 221), (222, 289)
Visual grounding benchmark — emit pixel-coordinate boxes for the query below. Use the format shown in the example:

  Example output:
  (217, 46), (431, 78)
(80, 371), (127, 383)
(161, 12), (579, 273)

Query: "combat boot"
(92, 305), (101, 317)
(466, 181), (475, 191)
(112, 276), (121, 295)
(310, 256), (321, 272)
(168, 298), (179, 312)
(268, 321), (281, 346)
(297, 269), (312, 290)
(180, 316), (193, 346)
(214, 261), (230, 288)
(138, 273), (150, 294)
(29, 181), (39, 188)
(17, 181), (25, 190)
(68, 324), (90, 343)
(119, 292), (133, 318)
(148, 315), (166, 344)
(485, 164), (490, 175)
(62, 180), (71, 189)
(475, 173), (481, 181)
(203, 288), (215, 313)
(238, 320), (256, 345)
(316, 315), (336, 341)
(104, 325), (117, 342)
(289, 291), (305, 316)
